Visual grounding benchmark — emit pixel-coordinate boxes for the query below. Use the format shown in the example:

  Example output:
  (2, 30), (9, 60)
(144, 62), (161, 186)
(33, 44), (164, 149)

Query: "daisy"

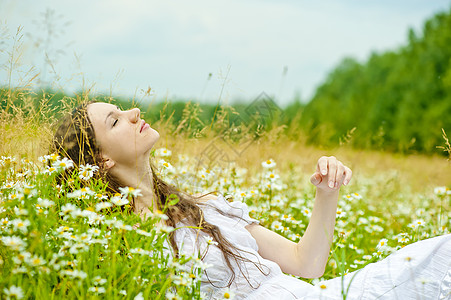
(165, 291), (182, 300)
(155, 147), (172, 157)
(92, 275), (107, 285)
(88, 286), (106, 294)
(1, 236), (27, 251)
(376, 238), (390, 254)
(52, 157), (74, 170)
(37, 198), (55, 208)
(10, 219), (31, 234)
(119, 186), (143, 198)
(43, 166), (58, 175)
(408, 219), (425, 229)
(27, 255), (46, 267)
(79, 164), (99, 180)
(434, 186), (447, 196)
(265, 171), (280, 182)
(221, 288), (235, 299)
(3, 285), (24, 299)
(60, 203), (78, 215)
(158, 159), (175, 173)
(95, 202), (113, 212)
(205, 236), (218, 246)
(261, 158), (276, 169)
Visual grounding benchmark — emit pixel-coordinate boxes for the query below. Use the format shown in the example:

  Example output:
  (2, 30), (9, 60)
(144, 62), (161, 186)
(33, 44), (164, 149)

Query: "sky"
(1, 0), (450, 107)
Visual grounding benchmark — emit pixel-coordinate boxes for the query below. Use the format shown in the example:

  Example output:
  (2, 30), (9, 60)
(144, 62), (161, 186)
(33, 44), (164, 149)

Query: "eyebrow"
(104, 106), (120, 124)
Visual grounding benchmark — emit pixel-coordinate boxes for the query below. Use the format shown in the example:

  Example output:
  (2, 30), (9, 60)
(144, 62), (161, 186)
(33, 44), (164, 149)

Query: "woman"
(53, 102), (451, 299)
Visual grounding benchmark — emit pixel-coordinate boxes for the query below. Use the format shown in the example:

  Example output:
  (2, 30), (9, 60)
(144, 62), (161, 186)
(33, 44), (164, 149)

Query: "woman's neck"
(111, 159), (159, 219)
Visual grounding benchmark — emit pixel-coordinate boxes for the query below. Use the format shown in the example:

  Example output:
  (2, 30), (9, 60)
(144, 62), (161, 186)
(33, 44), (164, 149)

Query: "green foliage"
(294, 7), (451, 154)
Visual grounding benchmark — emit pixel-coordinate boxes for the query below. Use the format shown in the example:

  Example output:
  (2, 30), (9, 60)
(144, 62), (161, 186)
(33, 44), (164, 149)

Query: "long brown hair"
(51, 101), (269, 288)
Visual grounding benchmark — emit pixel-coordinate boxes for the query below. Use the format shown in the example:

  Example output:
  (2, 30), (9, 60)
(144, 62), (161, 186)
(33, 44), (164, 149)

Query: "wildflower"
(10, 219), (31, 234)
(60, 203), (79, 216)
(395, 233), (410, 243)
(200, 168), (215, 180)
(37, 198), (55, 208)
(134, 292), (144, 300)
(376, 238), (388, 250)
(1, 181), (15, 189)
(114, 220), (133, 231)
(95, 202), (113, 212)
(60, 270), (88, 279)
(261, 158), (276, 169)
(1, 236), (27, 251)
(79, 164), (99, 180)
(119, 186), (143, 198)
(301, 207), (312, 217)
(130, 248), (152, 255)
(271, 220), (283, 231)
(336, 209), (346, 218)
(265, 171), (280, 182)
(92, 276), (107, 285)
(136, 229), (152, 237)
(13, 207), (28, 216)
(155, 223), (174, 233)
(166, 291), (182, 300)
(3, 285), (24, 299)
(52, 157), (74, 170)
(354, 259), (365, 265)
(26, 255), (46, 267)
(408, 219), (425, 229)
(352, 193), (362, 200)
(94, 193), (108, 201)
(12, 251), (31, 264)
(434, 186), (447, 196)
(87, 228), (102, 236)
(158, 159), (175, 173)
(155, 147), (172, 157)
(153, 210), (169, 220)
(43, 166), (58, 175)
(67, 187), (95, 199)
(205, 236), (218, 246)
(221, 288), (235, 299)
(0, 156), (17, 166)
(119, 290), (127, 296)
(88, 286), (106, 294)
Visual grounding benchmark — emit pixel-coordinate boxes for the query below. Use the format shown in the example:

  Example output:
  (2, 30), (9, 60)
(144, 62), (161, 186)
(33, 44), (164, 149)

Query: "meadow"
(0, 93), (450, 299)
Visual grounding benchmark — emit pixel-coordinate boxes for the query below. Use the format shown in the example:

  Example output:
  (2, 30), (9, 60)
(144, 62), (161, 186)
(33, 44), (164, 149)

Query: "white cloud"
(1, 0), (450, 106)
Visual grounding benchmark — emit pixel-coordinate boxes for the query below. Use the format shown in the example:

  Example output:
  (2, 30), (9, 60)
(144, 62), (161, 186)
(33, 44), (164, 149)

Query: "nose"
(128, 108), (140, 123)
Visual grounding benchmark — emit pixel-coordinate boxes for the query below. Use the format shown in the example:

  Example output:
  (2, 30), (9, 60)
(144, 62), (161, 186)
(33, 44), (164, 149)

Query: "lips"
(140, 120), (150, 133)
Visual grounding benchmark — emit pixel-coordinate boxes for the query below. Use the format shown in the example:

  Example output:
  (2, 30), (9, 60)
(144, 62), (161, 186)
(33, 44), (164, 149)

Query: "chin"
(147, 129), (160, 149)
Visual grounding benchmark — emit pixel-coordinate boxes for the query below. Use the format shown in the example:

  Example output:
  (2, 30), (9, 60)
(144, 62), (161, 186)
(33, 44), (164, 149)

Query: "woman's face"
(87, 102), (159, 168)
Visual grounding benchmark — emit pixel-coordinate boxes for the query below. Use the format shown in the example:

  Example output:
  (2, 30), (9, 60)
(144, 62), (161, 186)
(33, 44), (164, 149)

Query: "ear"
(102, 156), (115, 170)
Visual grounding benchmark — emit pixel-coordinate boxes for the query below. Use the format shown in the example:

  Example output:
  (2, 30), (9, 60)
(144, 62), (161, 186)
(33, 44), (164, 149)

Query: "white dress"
(173, 194), (451, 300)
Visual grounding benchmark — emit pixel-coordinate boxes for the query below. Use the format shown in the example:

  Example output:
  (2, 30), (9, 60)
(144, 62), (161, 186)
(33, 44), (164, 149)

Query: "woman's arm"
(245, 156), (352, 278)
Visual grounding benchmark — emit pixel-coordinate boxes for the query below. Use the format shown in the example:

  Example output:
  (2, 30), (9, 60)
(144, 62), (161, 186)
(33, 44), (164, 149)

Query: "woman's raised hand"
(309, 156), (352, 192)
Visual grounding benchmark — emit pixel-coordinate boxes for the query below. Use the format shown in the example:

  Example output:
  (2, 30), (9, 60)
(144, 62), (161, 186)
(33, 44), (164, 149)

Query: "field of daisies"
(0, 144), (450, 299)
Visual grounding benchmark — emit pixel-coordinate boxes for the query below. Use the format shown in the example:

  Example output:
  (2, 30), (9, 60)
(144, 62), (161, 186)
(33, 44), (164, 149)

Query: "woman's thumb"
(310, 172), (322, 186)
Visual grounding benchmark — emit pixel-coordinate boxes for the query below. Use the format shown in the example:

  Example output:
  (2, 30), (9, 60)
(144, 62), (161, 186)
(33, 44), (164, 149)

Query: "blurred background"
(1, 0), (450, 190)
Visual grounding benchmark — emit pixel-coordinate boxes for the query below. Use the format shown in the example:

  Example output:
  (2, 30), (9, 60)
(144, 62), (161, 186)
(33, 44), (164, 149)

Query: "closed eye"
(113, 119), (118, 127)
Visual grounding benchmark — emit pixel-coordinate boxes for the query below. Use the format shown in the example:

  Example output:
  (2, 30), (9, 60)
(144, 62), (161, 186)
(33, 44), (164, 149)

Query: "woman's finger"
(310, 172), (322, 186)
(335, 162), (345, 187)
(343, 166), (353, 186)
(327, 156), (337, 189)
(317, 156), (328, 175)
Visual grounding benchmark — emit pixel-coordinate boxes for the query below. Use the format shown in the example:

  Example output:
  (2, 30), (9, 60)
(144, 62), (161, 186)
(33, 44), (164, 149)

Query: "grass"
(0, 89), (449, 299)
